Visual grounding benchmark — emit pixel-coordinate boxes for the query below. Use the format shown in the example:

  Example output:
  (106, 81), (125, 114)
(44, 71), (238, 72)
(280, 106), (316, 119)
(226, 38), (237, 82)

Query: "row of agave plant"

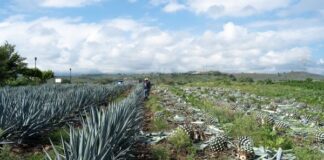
(48, 85), (144, 160)
(0, 84), (132, 144)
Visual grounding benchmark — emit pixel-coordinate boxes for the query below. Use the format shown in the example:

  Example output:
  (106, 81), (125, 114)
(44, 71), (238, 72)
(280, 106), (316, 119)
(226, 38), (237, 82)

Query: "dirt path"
(133, 86), (239, 160)
(133, 93), (155, 160)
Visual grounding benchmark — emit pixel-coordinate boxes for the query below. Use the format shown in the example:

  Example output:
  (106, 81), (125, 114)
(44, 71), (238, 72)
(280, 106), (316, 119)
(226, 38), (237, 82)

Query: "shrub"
(152, 145), (170, 160)
(152, 118), (168, 131)
(168, 128), (192, 150)
(305, 78), (313, 83)
(264, 79), (273, 84)
(228, 74), (237, 81)
(238, 77), (254, 83)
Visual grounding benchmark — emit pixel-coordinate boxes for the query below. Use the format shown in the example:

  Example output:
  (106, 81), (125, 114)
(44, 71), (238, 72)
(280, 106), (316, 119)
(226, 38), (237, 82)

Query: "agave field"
(0, 83), (146, 159)
(137, 80), (324, 160)
(0, 76), (323, 160)
(0, 84), (131, 143)
(48, 85), (144, 159)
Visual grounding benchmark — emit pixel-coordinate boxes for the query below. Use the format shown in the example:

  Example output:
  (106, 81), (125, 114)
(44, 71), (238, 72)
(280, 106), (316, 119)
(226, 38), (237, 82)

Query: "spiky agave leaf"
(48, 85), (144, 160)
(0, 84), (131, 144)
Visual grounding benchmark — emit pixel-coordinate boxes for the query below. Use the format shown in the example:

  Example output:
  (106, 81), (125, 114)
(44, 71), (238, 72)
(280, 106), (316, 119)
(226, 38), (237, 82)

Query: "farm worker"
(143, 78), (151, 100)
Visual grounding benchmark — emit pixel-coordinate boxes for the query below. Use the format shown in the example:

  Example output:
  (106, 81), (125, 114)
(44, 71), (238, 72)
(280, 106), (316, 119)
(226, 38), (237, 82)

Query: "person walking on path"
(143, 78), (151, 100)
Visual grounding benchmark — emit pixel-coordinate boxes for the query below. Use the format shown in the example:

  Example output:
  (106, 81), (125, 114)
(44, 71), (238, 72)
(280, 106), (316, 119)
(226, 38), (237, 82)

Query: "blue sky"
(0, 0), (323, 74)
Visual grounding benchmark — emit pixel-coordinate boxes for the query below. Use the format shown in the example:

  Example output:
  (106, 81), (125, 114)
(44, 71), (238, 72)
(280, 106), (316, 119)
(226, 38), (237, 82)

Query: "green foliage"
(263, 79), (273, 84)
(228, 74), (236, 81)
(94, 78), (114, 84)
(171, 86), (294, 150)
(171, 86), (240, 123)
(3, 68), (54, 86)
(0, 42), (55, 86)
(167, 128), (197, 159)
(228, 96), (236, 102)
(294, 147), (324, 160)
(48, 128), (69, 144)
(152, 118), (168, 131)
(21, 68), (43, 79)
(227, 116), (257, 136)
(0, 42), (27, 85)
(186, 146), (197, 159)
(0, 145), (48, 160)
(0, 145), (18, 160)
(238, 77), (254, 83)
(152, 145), (170, 160)
(168, 128), (192, 150)
(227, 116), (293, 149)
(187, 81), (323, 108)
(41, 70), (54, 82)
(25, 153), (46, 160)
(61, 79), (71, 84)
(146, 96), (163, 112)
(146, 95), (170, 131)
(279, 80), (324, 90)
(154, 72), (230, 85)
(305, 78), (313, 82)
(5, 76), (36, 86)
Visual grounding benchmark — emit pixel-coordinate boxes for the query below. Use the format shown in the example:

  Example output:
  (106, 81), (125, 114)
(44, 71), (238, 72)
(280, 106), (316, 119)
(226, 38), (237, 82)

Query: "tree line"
(0, 42), (54, 86)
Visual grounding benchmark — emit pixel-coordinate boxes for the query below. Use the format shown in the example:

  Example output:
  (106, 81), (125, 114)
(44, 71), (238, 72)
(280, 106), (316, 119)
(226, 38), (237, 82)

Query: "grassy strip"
(186, 81), (324, 108)
(0, 128), (69, 160)
(114, 87), (132, 103)
(144, 93), (172, 159)
(146, 95), (171, 132)
(227, 116), (293, 149)
(168, 128), (196, 159)
(146, 89), (197, 159)
(151, 127), (196, 160)
(169, 85), (324, 160)
(170, 86), (242, 123)
(151, 145), (170, 160)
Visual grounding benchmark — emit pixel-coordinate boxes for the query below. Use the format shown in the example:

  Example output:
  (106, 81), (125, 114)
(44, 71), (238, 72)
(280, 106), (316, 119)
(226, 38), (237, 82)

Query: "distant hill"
(232, 72), (324, 81)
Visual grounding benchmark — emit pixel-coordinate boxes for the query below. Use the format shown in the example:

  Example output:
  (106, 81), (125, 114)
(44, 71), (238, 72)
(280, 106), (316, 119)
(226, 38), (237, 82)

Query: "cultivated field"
(139, 74), (324, 160)
(0, 73), (323, 160)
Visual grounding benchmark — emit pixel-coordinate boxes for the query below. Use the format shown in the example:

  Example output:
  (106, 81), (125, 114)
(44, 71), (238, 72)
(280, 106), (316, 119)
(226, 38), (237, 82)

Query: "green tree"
(41, 70), (54, 82)
(238, 77), (254, 83)
(0, 42), (27, 85)
(20, 68), (43, 79)
(305, 78), (313, 83)
(228, 74), (237, 81)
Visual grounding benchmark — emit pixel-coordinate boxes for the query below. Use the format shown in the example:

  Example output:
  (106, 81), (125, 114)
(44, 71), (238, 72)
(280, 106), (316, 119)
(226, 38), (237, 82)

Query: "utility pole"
(69, 68), (72, 83)
(34, 57), (37, 69)
(302, 59), (307, 72)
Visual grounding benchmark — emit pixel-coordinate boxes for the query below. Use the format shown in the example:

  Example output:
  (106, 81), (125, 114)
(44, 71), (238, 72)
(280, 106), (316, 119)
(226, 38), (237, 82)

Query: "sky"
(0, 0), (323, 74)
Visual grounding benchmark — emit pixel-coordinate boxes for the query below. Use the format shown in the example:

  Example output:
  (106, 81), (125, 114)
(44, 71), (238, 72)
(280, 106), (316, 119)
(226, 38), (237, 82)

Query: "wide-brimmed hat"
(144, 78), (149, 80)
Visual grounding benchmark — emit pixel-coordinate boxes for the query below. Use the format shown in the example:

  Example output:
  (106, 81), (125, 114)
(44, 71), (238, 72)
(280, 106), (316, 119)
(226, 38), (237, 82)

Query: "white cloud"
(10, 0), (103, 8)
(278, 0), (324, 17)
(163, 1), (186, 13)
(0, 17), (323, 74)
(246, 17), (324, 30)
(149, 0), (169, 6)
(217, 22), (248, 42)
(128, 0), (137, 3)
(319, 59), (324, 65)
(40, 0), (103, 7)
(259, 48), (310, 66)
(151, 0), (292, 18)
